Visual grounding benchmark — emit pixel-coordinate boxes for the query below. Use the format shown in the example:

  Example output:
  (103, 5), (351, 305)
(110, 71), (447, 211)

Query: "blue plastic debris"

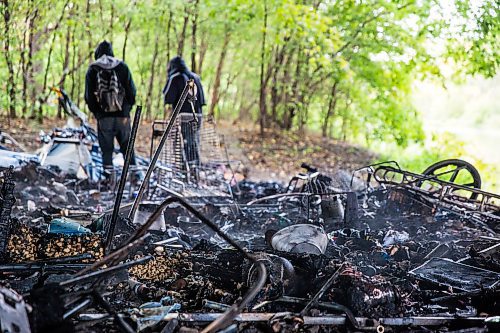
(48, 217), (91, 234)
(131, 297), (181, 331)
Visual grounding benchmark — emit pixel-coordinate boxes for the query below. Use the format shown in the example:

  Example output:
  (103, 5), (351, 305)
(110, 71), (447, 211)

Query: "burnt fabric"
(97, 110), (136, 168)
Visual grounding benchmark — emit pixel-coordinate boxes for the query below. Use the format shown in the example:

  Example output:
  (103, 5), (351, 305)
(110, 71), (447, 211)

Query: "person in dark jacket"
(162, 56), (206, 171)
(85, 41), (137, 173)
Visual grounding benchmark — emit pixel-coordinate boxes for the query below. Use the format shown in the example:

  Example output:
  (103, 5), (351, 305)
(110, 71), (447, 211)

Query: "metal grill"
(200, 115), (226, 164)
(151, 114), (234, 197)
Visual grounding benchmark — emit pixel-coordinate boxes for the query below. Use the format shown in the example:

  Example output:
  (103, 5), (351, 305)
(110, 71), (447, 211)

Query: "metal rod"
(92, 290), (135, 333)
(479, 242), (500, 255)
(247, 191), (351, 206)
(301, 263), (345, 316)
(273, 296), (358, 328)
(153, 237), (178, 245)
(24, 253), (92, 264)
(128, 80), (195, 220)
(247, 192), (311, 205)
(0, 263), (88, 273)
(60, 256), (152, 287)
(105, 105), (143, 251)
(203, 300), (231, 312)
(63, 298), (92, 319)
(162, 313), (486, 327)
(75, 234), (150, 276)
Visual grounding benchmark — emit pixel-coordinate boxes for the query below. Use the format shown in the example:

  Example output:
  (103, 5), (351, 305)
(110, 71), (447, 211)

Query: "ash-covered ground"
(1, 159), (499, 333)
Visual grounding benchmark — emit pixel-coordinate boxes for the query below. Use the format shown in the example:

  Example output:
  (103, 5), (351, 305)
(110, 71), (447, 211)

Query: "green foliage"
(447, 0), (499, 78)
(0, 0), (497, 150)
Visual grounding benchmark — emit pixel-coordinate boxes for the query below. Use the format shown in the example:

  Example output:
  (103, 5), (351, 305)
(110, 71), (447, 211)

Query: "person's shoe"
(132, 170), (145, 185)
(102, 167), (116, 190)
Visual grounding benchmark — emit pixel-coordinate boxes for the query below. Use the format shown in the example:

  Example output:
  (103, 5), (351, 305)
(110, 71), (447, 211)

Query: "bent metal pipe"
(128, 80), (196, 221)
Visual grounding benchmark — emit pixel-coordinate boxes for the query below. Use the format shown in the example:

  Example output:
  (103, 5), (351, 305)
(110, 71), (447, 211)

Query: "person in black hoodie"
(162, 56), (206, 171)
(85, 40), (137, 172)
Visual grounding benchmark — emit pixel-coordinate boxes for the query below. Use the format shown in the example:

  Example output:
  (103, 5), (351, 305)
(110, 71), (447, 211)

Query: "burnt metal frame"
(0, 130), (26, 152)
(372, 165), (500, 219)
(150, 115), (237, 198)
(247, 191), (353, 223)
(350, 161), (499, 222)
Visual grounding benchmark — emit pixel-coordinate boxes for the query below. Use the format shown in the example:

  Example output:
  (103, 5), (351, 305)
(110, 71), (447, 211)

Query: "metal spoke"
(449, 168), (460, 183)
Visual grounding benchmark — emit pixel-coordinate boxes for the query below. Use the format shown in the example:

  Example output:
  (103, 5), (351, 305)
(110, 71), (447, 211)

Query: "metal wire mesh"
(151, 113), (233, 197)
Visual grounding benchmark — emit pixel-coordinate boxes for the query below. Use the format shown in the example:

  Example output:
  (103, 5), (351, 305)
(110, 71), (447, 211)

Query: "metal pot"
(271, 224), (328, 255)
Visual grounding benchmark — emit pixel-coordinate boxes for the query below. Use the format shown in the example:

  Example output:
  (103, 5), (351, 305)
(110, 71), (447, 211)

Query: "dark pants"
(97, 117), (136, 168)
(180, 119), (201, 169)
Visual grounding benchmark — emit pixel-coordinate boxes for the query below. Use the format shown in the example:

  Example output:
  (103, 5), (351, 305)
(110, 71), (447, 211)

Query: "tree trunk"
(2, 0), (16, 119)
(166, 10), (172, 62)
(154, 53), (164, 118)
(298, 94), (309, 133)
(36, 0), (69, 121)
(20, 3), (36, 117)
(77, 49), (83, 107)
(340, 93), (351, 141)
(70, 15), (77, 99)
(191, 0), (199, 73)
(86, 0), (92, 65)
(122, 17), (132, 61)
(278, 46), (294, 128)
(283, 46), (303, 130)
(98, 0), (104, 26)
(270, 52), (280, 125)
(145, 33), (160, 119)
(109, 2), (114, 44)
(270, 42), (288, 124)
(122, 1), (138, 61)
(237, 81), (254, 122)
(177, 5), (189, 57)
(58, 22), (72, 118)
(38, 33), (57, 121)
(25, 7), (38, 117)
(208, 30), (231, 117)
(322, 81), (338, 137)
(157, 10), (173, 117)
(197, 32), (208, 76)
(259, 0), (268, 137)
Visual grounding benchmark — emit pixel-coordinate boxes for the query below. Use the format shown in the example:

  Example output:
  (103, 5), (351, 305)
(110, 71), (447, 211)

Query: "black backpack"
(95, 68), (125, 112)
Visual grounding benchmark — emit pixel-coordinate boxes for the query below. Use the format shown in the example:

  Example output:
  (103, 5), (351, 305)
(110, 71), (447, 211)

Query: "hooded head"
(94, 41), (114, 60)
(168, 56), (189, 75)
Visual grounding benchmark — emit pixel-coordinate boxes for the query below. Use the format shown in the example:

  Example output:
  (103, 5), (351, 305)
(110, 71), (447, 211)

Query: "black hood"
(168, 56), (189, 75)
(94, 41), (114, 60)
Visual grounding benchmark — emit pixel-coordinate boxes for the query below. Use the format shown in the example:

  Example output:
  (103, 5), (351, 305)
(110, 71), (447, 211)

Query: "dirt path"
(216, 119), (377, 181)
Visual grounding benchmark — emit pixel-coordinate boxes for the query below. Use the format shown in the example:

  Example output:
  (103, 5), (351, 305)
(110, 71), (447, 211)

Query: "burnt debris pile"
(0, 155), (499, 333)
(1, 89), (499, 332)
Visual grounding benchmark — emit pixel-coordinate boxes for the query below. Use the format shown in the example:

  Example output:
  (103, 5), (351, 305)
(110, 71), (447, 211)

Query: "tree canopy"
(0, 0), (497, 147)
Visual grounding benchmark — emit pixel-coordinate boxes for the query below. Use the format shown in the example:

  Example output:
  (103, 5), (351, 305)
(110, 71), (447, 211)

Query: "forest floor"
(1, 116), (377, 182)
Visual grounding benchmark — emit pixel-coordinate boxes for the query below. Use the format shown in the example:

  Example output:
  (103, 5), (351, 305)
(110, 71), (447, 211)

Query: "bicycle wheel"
(421, 159), (481, 199)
